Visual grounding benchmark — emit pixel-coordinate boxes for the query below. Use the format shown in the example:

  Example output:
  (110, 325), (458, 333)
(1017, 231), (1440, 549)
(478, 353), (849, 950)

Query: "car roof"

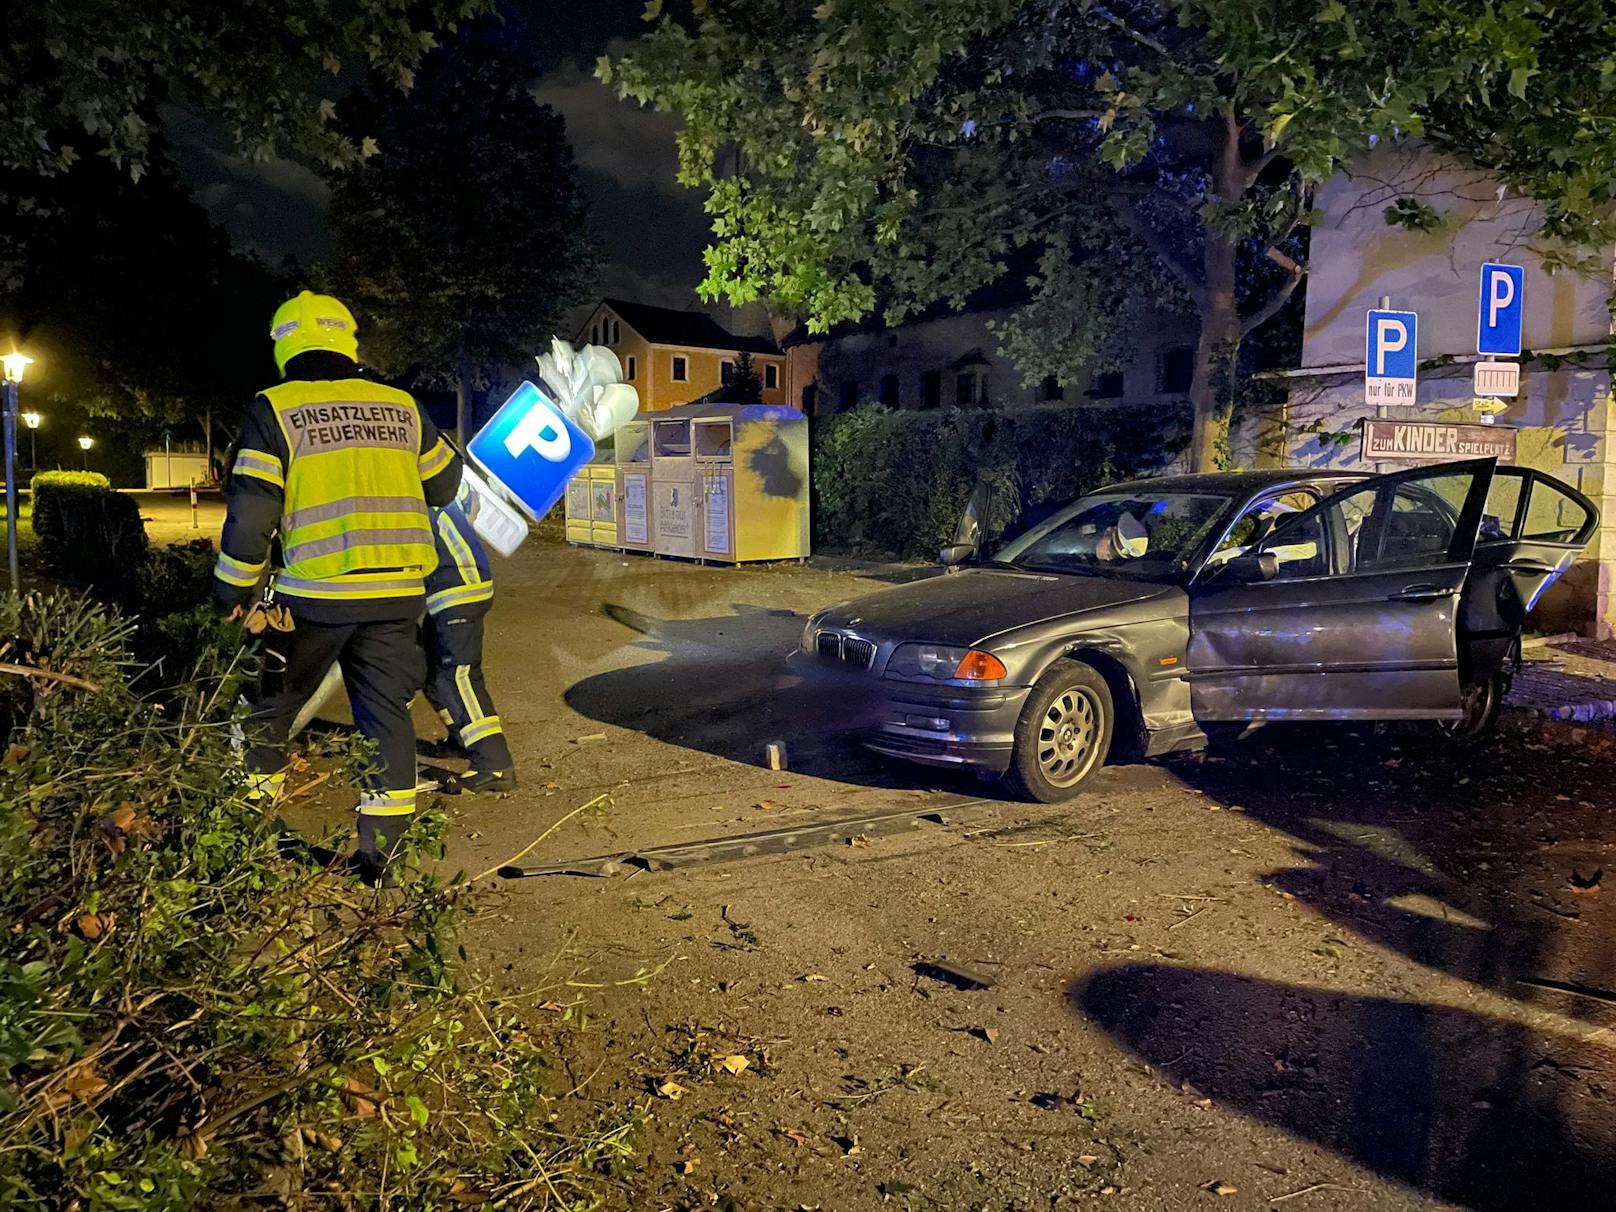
(1104, 468), (1370, 497)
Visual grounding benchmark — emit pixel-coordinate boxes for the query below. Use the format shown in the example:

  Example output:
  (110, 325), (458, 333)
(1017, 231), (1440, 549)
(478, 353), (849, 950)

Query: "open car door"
(1460, 467), (1599, 681)
(1188, 458), (1495, 722)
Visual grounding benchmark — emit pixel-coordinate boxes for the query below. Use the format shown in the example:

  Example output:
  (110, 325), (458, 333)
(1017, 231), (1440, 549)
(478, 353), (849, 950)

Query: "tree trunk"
(455, 336), (470, 447)
(1186, 236), (1240, 472)
(1186, 112), (1252, 473)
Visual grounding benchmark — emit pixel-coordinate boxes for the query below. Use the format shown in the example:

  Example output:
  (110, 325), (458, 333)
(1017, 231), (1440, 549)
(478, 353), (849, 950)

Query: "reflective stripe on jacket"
(425, 485), (493, 616)
(260, 378), (440, 601)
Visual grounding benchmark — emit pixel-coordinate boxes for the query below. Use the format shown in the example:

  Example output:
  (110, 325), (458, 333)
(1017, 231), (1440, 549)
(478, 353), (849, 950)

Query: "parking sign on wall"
(1477, 262), (1525, 357)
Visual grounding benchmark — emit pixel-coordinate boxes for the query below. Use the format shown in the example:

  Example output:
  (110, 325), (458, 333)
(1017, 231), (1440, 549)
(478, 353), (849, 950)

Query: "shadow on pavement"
(564, 600), (987, 796)
(1162, 725), (1616, 1024)
(1078, 963), (1616, 1211)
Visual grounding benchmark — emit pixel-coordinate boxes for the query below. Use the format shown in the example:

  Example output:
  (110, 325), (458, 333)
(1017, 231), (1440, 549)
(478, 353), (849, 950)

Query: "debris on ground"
(912, 959), (995, 990)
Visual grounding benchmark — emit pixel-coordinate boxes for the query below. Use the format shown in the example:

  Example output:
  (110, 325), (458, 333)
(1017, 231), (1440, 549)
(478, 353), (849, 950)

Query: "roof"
(590, 298), (781, 355)
(1107, 468), (1370, 497)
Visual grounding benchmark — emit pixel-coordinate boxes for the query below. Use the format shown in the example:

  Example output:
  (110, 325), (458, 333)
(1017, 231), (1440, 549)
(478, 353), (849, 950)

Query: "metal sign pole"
(3, 381), (17, 592)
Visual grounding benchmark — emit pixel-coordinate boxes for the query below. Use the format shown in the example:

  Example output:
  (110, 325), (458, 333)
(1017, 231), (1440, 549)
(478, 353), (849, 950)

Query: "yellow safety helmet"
(269, 291), (359, 375)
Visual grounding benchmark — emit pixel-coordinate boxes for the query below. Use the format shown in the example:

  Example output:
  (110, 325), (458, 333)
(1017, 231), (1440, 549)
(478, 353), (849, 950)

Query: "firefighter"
(213, 290), (461, 880)
(421, 474), (516, 794)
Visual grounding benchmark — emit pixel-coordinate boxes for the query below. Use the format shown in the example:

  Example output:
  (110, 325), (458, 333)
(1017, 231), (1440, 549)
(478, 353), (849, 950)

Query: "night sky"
(170, 0), (717, 320)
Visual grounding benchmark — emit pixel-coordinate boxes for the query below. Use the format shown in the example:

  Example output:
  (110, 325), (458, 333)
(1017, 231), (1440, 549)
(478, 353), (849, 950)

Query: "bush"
(0, 592), (636, 1209)
(29, 471), (148, 599)
(810, 402), (1190, 558)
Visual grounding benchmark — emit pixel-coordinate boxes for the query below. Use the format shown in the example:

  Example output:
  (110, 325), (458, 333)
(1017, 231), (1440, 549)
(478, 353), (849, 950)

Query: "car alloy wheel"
(1037, 686), (1104, 787)
(1439, 671), (1502, 744)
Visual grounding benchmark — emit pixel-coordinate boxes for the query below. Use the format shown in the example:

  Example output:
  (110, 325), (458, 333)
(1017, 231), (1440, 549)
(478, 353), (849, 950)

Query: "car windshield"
(991, 491), (1231, 581)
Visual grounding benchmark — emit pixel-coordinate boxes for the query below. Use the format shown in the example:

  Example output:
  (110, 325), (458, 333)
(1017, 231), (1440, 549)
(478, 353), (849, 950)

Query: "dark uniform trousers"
(251, 617), (425, 808)
(424, 601), (513, 774)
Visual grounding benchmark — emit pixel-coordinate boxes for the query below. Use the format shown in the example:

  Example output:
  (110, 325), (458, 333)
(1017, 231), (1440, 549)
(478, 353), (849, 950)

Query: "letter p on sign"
(1375, 318), (1408, 374)
(1477, 263), (1524, 357)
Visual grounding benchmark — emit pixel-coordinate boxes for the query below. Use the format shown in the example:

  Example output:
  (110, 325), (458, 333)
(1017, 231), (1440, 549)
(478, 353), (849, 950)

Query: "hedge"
(810, 402), (1191, 559)
(29, 469), (149, 599)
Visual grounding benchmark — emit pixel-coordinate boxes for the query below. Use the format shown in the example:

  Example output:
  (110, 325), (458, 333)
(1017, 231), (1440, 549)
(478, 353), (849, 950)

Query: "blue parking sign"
(1477, 262), (1524, 356)
(1365, 309), (1418, 405)
(467, 380), (595, 521)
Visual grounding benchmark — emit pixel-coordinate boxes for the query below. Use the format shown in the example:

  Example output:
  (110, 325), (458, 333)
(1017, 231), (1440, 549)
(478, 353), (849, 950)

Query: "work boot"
(354, 814), (409, 886)
(436, 768), (517, 796)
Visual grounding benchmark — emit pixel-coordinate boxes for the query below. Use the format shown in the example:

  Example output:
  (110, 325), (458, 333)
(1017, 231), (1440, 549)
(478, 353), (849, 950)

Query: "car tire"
(1438, 669), (1505, 745)
(1005, 660), (1115, 803)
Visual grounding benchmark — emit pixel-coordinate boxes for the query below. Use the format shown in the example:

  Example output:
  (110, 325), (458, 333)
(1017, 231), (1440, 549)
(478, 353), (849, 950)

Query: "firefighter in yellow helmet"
(214, 290), (461, 881)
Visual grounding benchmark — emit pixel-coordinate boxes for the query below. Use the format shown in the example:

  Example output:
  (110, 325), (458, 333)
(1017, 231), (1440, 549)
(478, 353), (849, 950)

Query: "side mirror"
(939, 542), (978, 568)
(1223, 551), (1279, 584)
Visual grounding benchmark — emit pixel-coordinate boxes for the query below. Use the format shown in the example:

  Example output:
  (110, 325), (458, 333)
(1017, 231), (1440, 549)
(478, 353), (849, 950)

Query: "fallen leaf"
(1208, 1181), (1238, 1196)
(537, 1000), (564, 1012)
(447, 1179), (490, 1205)
(776, 1125), (811, 1148)
(801, 973), (830, 983)
(755, 800), (776, 811)
(1101, 1186), (1117, 1196)
(575, 733), (607, 744)
(973, 1026), (1000, 1044)
(63, 1067), (108, 1102)
(657, 1078), (687, 1100)
(680, 1157), (700, 1175)
(715, 1054), (749, 1076)
(106, 803), (136, 831)
(178, 1128), (208, 1161)
(839, 1134), (863, 1157)
(849, 834), (870, 848)
(2, 742), (27, 766)
(302, 1127), (345, 1152)
(1078, 1155), (1099, 1167)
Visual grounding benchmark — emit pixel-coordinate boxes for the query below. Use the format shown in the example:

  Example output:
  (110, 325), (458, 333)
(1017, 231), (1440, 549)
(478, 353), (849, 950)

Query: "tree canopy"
(2, 0), (489, 180)
(605, 0), (1616, 469)
(323, 17), (599, 438)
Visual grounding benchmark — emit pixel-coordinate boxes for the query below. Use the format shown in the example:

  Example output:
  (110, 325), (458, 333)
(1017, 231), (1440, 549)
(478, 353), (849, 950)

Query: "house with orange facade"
(574, 298), (786, 412)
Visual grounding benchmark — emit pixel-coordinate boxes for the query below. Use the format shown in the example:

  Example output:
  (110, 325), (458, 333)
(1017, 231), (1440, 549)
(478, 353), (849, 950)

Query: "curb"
(1500, 708), (1616, 754)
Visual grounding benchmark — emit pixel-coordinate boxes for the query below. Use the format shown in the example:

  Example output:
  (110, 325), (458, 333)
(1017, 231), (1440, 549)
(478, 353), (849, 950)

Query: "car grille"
(816, 631), (876, 670)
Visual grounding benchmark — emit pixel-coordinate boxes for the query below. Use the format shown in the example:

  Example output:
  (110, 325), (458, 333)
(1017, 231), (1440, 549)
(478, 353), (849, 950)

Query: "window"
(840, 380), (861, 410)
(921, 370), (942, 410)
(591, 323), (600, 345)
(721, 360), (736, 384)
(1040, 375), (1064, 402)
(1255, 509), (1331, 580)
(1088, 370), (1123, 399)
(764, 363), (779, 390)
(611, 319), (621, 344)
(1158, 347), (1194, 394)
(672, 355), (688, 382)
(1481, 473), (1524, 541)
(626, 355), (637, 382)
(996, 491), (1230, 583)
(1523, 477), (1593, 543)
(801, 384), (817, 413)
(879, 373), (900, 408)
(1206, 491), (1319, 570)
(956, 368), (985, 407)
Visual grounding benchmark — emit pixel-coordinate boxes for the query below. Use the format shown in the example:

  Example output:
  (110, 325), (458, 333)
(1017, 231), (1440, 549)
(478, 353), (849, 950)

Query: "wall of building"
(785, 306), (1199, 415)
(1233, 144), (1616, 636)
(640, 347), (787, 411)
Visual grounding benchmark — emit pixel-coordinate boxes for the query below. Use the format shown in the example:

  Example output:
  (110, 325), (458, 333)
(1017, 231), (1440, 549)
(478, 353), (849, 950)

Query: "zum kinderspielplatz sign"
(1360, 419), (1517, 463)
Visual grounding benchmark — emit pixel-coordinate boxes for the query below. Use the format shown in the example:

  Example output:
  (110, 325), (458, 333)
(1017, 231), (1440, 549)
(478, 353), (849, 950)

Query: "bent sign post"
(1361, 419), (1516, 464)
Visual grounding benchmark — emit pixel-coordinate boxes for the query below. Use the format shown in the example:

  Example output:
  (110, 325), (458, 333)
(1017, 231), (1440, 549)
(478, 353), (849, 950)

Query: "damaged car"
(804, 458), (1597, 801)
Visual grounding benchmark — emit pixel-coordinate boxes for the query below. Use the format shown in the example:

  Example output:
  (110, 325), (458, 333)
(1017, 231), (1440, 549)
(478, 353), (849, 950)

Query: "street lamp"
(1, 352), (33, 592)
(77, 435), (94, 470)
(21, 412), (40, 471)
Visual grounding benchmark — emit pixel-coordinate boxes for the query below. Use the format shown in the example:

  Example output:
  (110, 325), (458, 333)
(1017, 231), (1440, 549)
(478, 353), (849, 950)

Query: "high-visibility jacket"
(425, 483), (494, 616)
(213, 355), (461, 620)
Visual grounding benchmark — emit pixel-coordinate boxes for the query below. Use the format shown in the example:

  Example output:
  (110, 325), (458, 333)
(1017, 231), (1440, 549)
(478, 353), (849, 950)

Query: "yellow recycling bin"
(649, 402), (810, 563)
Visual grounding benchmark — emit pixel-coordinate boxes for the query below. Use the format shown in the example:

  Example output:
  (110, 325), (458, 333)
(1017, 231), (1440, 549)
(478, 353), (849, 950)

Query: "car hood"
(816, 568), (1172, 647)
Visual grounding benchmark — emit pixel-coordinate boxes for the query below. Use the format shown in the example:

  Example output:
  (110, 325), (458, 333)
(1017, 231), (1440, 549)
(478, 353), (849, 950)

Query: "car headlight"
(886, 643), (1008, 683)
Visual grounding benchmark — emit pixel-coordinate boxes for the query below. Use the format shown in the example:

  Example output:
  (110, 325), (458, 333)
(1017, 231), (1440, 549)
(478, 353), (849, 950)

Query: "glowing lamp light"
(77, 435), (94, 451)
(1, 352), (32, 384)
(21, 412), (40, 430)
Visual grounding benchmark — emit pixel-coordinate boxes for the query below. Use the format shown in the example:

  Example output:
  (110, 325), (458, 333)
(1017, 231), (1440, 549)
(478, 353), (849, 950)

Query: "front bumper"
(861, 680), (1031, 774)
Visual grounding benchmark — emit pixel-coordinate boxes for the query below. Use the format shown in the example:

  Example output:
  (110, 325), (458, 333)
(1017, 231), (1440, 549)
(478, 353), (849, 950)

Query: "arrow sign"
(1477, 263), (1525, 356)
(1471, 398), (1509, 415)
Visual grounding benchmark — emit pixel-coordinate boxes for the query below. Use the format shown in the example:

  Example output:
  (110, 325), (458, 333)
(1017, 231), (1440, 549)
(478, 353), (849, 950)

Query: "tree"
(3, 0), (489, 180)
(324, 18), (599, 440)
(605, 0), (1616, 470)
(0, 140), (288, 443)
(728, 351), (763, 403)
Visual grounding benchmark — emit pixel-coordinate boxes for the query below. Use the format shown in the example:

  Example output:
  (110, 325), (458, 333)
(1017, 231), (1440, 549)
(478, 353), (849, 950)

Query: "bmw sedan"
(803, 459), (1596, 801)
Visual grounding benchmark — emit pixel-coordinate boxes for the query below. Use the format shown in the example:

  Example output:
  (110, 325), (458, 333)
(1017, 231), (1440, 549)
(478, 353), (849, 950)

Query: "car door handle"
(1388, 583), (1451, 603)
(1503, 560), (1556, 576)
